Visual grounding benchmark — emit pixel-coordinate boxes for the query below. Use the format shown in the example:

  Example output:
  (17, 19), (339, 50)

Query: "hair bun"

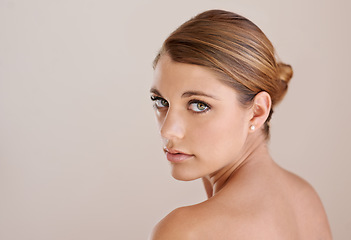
(274, 63), (293, 104)
(277, 62), (293, 84)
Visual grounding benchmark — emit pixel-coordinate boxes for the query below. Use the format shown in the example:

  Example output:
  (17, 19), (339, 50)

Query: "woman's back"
(151, 155), (332, 239)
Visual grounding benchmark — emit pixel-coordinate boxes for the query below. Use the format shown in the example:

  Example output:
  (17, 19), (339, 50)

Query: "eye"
(188, 101), (210, 113)
(150, 95), (169, 109)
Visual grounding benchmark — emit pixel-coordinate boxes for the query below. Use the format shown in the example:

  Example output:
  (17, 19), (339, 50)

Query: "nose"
(159, 108), (185, 141)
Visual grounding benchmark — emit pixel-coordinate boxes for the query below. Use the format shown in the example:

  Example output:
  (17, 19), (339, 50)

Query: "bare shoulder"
(150, 168), (332, 239)
(280, 168), (333, 239)
(149, 200), (287, 240)
(149, 206), (198, 240)
(283, 169), (328, 213)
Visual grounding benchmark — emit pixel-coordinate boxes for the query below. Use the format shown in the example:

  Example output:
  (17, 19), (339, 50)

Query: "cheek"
(155, 110), (166, 127)
(190, 111), (248, 159)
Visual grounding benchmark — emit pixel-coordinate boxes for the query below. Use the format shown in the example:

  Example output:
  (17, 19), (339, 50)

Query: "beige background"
(1, 0), (350, 239)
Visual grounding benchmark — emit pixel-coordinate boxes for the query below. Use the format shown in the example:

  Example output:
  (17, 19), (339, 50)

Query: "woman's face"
(151, 55), (252, 181)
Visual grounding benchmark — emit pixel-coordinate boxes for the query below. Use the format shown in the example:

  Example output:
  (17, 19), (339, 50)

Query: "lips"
(163, 148), (194, 163)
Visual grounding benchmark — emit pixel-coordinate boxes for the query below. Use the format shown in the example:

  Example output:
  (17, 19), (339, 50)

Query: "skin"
(149, 55), (332, 240)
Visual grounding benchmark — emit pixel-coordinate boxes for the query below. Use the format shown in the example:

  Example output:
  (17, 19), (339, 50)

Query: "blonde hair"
(153, 9), (293, 136)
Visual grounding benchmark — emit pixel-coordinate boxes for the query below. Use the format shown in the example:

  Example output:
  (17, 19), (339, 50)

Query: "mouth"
(163, 147), (194, 163)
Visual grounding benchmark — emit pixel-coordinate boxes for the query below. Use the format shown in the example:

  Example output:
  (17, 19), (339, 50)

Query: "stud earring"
(250, 125), (255, 131)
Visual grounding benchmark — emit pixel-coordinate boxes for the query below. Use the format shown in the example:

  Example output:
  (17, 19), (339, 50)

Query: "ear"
(249, 91), (272, 132)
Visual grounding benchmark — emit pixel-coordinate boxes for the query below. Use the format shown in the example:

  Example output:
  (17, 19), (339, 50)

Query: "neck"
(202, 131), (271, 198)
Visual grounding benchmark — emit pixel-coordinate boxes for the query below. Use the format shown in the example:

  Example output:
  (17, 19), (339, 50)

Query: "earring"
(250, 125), (255, 131)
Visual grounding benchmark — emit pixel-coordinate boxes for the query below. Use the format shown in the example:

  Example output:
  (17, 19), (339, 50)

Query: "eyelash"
(150, 95), (211, 114)
(150, 95), (169, 109)
(188, 99), (211, 114)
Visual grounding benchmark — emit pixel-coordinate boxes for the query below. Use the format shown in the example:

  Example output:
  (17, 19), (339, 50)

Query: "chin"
(171, 168), (201, 181)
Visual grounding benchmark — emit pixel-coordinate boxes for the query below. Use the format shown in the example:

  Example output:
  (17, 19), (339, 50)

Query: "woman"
(149, 9), (332, 239)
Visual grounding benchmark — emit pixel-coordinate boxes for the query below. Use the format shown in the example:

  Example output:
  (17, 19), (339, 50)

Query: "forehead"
(153, 55), (235, 97)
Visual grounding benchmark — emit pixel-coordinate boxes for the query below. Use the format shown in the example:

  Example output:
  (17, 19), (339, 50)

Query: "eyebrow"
(150, 88), (162, 96)
(181, 91), (219, 100)
(150, 88), (219, 100)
